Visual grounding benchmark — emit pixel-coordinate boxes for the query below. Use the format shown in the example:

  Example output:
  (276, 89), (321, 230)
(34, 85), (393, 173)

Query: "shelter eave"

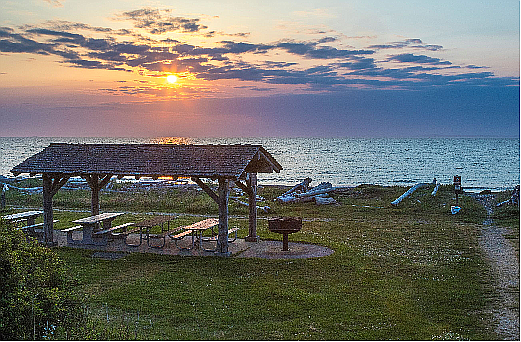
(241, 148), (282, 176)
(10, 168), (242, 180)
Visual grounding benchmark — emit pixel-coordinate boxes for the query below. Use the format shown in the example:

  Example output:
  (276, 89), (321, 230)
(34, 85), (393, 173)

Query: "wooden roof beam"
(191, 177), (219, 204)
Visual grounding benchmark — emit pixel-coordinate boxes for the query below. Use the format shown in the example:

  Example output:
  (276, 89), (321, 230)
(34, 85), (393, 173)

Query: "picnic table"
(128, 217), (230, 251)
(185, 218), (219, 251)
(170, 218), (239, 252)
(127, 215), (176, 248)
(2, 210), (43, 225)
(65, 212), (131, 246)
(1, 210), (51, 240)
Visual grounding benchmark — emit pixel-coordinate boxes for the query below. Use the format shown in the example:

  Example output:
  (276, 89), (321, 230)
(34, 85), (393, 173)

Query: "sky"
(0, 0), (519, 138)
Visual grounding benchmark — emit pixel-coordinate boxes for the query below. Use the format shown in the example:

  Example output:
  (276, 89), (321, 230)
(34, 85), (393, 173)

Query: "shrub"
(0, 220), (83, 340)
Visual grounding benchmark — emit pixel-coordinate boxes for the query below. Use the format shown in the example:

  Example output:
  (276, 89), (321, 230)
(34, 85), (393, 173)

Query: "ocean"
(0, 137), (519, 192)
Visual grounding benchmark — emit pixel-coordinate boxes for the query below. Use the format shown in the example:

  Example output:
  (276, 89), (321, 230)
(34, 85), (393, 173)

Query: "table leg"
(282, 232), (289, 251)
(82, 223), (95, 244)
(191, 230), (196, 249)
(125, 226), (144, 247)
(82, 223), (107, 245)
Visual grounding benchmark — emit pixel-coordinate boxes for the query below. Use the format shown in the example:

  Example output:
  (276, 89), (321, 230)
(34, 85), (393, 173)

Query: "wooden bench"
(63, 225), (83, 244)
(20, 220), (59, 241)
(65, 222), (134, 244)
(168, 227), (194, 250)
(63, 225), (83, 233)
(201, 227), (240, 252)
(93, 222), (134, 236)
(20, 219), (58, 231)
(121, 226), (147, 247)
(202, 227), (240, 242)
(123, 225), (180, 248)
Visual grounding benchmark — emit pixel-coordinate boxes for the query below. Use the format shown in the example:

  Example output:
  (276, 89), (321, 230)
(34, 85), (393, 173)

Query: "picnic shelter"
(10, 143), (282, 255)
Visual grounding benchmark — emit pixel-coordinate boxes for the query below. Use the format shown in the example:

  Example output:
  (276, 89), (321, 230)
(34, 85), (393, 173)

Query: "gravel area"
(234, 240), (334, 259)
(53, 229), (334, 260)
(472, 194), (520, 340)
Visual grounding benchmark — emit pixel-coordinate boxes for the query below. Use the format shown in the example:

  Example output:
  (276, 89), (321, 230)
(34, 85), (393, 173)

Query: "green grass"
(2, 181), (519, 340)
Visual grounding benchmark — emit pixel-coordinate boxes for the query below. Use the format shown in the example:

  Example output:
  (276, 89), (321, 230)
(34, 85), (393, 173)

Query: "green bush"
(0, 220), (83, 340)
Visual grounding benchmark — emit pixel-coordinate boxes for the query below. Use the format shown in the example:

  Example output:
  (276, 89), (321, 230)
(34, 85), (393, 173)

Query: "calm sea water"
(0, 137), (519, 191)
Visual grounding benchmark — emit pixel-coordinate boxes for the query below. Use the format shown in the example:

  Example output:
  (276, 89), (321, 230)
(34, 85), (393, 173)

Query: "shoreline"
(2, 176), (518, 195)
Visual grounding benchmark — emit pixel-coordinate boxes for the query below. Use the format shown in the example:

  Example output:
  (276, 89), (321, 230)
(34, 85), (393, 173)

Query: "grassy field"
(2, 180), (519, 340)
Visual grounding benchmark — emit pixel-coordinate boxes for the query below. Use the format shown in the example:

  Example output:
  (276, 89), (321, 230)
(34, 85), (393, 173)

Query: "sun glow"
(166, 75), (178, 83)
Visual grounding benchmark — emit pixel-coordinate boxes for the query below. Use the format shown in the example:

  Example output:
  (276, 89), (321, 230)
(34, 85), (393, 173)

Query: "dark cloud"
(336, 57), (377, 70)
(234, 85), (275, 92)
(317, 37), (337, 44)
(115, 8), (208, 34)
(0, 29), (54, 54)
(368, 38), (443, 51)
(275, 40), (374, 59)
(467, 64), (487, 69)
(388, 53), (452, 65)
(26, 28), (84, 39)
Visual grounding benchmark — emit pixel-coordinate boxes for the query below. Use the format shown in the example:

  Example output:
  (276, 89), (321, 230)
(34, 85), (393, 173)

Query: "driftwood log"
(497, 185), (520, 207)
(276, 180), (337, 205)
(231, 197), (271, 213)
(391, 183), (430, 206)
(315, 196), (338, 205)
(431, 182), (440, 196)
(280, 177), (312, 197)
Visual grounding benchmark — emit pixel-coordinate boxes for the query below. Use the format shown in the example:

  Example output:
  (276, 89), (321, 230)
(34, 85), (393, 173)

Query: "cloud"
(114, 8), (208, 34)
(368, 38), (443, 51)
(43, 0), (63, 7)
(0, 28), (54, 54)
(387, 53), (452, 65)
(274, 40), (374, 59)
(0, 9), (517, 96)
(234, 85), (275, 92)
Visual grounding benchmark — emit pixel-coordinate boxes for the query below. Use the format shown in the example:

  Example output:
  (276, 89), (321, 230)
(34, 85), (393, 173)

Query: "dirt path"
(472, 194), (519, 340)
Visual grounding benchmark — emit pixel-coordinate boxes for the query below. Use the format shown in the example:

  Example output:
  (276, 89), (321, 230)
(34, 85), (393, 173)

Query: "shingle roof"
(11, 143), (282, 179)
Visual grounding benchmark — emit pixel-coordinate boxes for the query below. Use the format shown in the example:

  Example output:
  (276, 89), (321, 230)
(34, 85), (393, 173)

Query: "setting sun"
(166, 75), (178, 83)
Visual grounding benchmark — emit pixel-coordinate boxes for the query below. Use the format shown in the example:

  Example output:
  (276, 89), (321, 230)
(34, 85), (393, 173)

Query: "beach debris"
(230, 196), (271, 213)
(1, 183), (7, 209)
(391, 182), (430, 206)
(497, 185), (520, 207)
(451, 205), (461, 214)
(276, 179), (338, 205)
(431, 178), (440, 196)
(0, 182), (42, 194)
(314, 195), (338, 205)
(280, 177), (312, 197)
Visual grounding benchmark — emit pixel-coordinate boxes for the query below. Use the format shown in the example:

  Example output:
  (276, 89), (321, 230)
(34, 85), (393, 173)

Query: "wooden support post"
(90, 174), (100, 216)
(245, 173), (259, 242)
(217, 177), (230, 255)
(85, 174), (113, 216)
(42, 174), (54, 245)
(42, 173), (70, 246)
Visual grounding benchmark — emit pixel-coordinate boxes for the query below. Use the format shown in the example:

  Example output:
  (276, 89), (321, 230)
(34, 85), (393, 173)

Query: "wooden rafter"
(234, 179), (253, 196)
(191, 177), (219, 203)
